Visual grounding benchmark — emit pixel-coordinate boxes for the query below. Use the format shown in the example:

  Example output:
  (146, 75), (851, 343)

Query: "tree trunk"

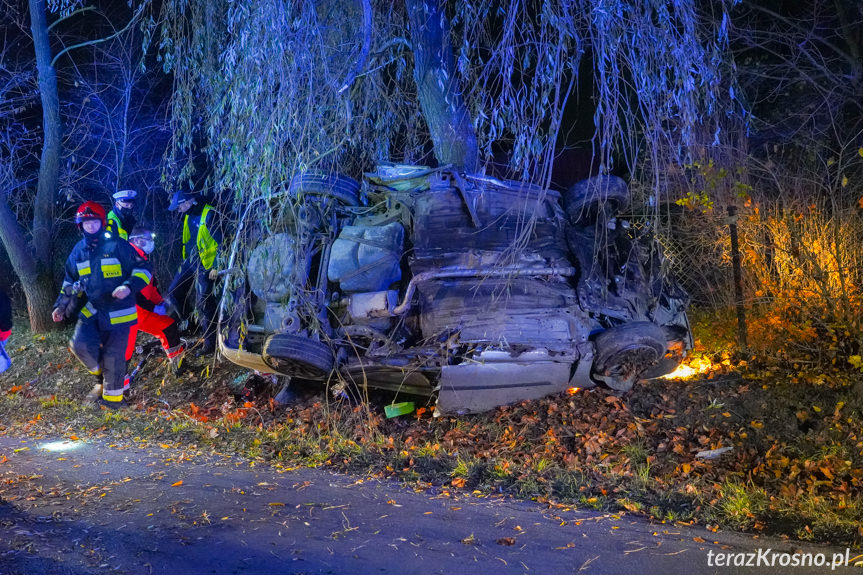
(0, 196), (55, 333)
(29, 0), (59, 272)
(0, 0), (62, 332)
(406, 0), (478, 173)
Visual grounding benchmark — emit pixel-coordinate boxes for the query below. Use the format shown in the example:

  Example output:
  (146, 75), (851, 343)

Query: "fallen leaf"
(171, 480), (183, 487)
(497, 537), (517, 546)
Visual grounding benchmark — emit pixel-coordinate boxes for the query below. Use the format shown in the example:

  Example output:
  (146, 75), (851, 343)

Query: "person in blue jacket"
(0, 287), (12, 374)
(165, 189), (223, 356)
(52, 201), (153, 408)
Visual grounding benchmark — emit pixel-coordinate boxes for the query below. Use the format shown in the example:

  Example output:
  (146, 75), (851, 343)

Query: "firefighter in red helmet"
(52, 201), (152, 408)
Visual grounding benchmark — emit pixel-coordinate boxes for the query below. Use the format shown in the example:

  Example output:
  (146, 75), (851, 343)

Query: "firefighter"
(165, 189), (222, 356)
(106, 189), (138, 240)
(125, 227), (185, 380)
(52, 201), (152, 408)
(0, 287), (12, 374)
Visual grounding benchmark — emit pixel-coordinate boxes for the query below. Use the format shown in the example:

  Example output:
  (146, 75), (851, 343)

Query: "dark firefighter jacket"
(56, 236), (153, 330)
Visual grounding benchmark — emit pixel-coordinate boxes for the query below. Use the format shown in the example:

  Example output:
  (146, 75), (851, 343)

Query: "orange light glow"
(567, 387), (582, 395)
(662, 355), (717, 380)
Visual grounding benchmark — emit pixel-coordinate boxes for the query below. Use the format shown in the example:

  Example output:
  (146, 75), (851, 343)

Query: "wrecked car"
(217, 166), (692, 415)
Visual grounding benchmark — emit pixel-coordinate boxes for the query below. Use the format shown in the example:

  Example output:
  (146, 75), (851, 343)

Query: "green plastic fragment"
(384, 401), (415, 418)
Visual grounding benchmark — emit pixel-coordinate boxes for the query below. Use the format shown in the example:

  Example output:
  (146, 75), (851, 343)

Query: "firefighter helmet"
(75, 201), (107, 227)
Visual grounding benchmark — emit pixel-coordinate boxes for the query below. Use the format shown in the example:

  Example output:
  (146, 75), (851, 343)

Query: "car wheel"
(592, 322), (667, 392)
(641, 335), (688, 379)
(563, 175), (630, 224)
(289, 172), (362, 207)
(262, 334), (334, 381)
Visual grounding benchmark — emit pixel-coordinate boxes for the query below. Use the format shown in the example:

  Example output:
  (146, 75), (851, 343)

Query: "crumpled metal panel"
(436, 360), (572, 415)
(417, 277), (582, 349)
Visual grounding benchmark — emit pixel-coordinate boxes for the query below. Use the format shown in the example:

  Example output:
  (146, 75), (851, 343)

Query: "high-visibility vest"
(106, 211), (128, 240)
(182, 205), (219, 270)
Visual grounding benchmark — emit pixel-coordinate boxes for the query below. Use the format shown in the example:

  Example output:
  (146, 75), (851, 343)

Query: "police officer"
(165, 189), (222, 356)
(106, 189), (138, 240)
(52, 201), (152, 408)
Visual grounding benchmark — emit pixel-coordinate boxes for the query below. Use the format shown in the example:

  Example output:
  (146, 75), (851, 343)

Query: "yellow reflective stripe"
(108, 212), (128, 240)
(81, 303), (96, 318)
(182, 214), (190, 261)
(102, 390), (124, 401)
(101, 258), (122, 278)
(76, 261), (91, 276)
(197, 206), (218, 270)
(132, 268), (152, 284)
(109, 307), (137, 324)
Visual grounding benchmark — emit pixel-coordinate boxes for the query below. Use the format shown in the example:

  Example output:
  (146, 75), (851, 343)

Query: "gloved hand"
(52, 308), (65, 323)
(153, 304), (167, 316)
(208, 268), (220, 281)
(0, 329), (10, 342)
(112, 285), (131, 299)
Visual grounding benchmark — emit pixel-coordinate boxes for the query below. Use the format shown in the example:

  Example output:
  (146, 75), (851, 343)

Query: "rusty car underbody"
(217, 166), (692, 414)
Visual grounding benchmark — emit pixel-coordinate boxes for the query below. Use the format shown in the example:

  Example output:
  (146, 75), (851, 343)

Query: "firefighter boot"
(84, 375), (103, 403)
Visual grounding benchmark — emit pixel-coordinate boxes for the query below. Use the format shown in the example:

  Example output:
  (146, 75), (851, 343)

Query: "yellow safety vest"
(182, 205), (219, 270)
(106, 211), (128, 240)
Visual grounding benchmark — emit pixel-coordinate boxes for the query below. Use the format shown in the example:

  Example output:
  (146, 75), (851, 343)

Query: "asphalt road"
(0, 436), (856, 575)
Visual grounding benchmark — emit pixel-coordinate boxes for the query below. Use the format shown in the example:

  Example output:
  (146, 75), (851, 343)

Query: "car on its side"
(218, 166), (692, 414)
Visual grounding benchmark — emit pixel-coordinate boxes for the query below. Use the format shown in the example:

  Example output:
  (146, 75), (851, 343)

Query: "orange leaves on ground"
(451, 477), (466, 488)
(171, 480), (183, 487)
(223, 408), (251, 425)
(188, 402), (208, 423)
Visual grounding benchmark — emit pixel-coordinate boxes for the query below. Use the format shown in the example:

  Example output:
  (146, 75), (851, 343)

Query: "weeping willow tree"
(158, 0), (736, 206)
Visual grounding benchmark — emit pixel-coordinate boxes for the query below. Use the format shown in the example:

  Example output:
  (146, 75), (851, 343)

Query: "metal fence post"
(727, 205), (747, 349)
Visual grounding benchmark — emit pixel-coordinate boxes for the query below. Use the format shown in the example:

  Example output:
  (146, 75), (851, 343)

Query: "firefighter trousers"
(69, 319), (130, 403)
(125, 307), (184, 362)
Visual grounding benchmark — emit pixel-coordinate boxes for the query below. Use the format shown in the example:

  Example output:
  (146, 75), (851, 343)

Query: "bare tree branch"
(337, 0), (373, 94)
(51, 4), (145, 68)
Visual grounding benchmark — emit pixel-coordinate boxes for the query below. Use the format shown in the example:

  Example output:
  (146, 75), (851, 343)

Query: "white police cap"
(112, 189), (138, 201)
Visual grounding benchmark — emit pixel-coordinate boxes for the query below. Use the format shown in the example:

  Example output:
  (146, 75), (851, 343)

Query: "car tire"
(592, 322), (667, 392)
(641, 353), (684, 380)
(289, 172), (362, 207)
(563, 175), (630, 224)
(262, 334), (334, 381)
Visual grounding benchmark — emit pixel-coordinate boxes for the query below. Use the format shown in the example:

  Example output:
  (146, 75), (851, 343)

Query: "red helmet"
(75, 201), (106, 227)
